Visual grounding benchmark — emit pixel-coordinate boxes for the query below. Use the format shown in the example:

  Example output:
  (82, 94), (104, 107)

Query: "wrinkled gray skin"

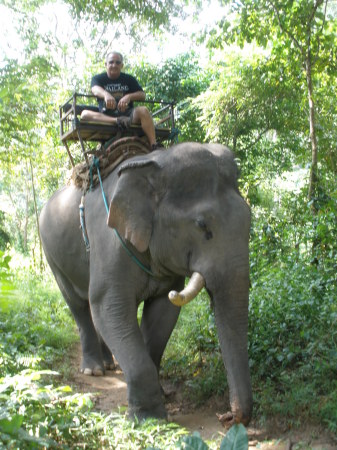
(39, 142), (252, 425)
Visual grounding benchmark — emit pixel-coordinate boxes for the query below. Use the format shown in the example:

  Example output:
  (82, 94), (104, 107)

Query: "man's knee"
(134, 106), (151, 120)
(81, 110), (93, 121)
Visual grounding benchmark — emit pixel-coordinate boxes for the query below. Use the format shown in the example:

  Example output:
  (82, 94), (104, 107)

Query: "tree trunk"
(24, 167), (29, 252)
(306, 51), (319, 206)
(29, 158), (45, 272)
(305, 50), (320, 264)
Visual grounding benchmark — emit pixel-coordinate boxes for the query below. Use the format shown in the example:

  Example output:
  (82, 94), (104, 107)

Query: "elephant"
(39, 142), (252, 426)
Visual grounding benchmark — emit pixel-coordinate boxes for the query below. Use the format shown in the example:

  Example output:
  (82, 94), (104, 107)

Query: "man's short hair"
(106, 51), (123, 63)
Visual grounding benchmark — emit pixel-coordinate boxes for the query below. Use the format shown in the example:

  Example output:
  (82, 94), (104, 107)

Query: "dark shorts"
(101, 107), (134, 122)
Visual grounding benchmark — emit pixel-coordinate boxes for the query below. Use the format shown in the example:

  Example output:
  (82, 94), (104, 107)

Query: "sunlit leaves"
(131, 53), (210, 142)
(0, 55), (59, 162)
(66, 0), (182, 32)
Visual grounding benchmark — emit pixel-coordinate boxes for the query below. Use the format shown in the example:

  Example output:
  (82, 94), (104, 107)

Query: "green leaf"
(179, 432), (209, 450)
(220, 424), (248, 450)
(0, 414), (24, 435)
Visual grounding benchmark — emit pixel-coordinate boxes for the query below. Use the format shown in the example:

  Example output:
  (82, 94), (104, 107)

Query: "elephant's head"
(107, 141), (249, 300)
(108, 142), (252, 425)
(108, 142), (249, 300)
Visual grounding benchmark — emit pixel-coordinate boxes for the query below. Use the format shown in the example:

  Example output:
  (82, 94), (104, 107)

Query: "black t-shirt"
(91, 72), (143, 112)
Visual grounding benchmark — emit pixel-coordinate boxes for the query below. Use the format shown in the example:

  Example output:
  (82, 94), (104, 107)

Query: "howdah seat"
(59, 92), (177, 166)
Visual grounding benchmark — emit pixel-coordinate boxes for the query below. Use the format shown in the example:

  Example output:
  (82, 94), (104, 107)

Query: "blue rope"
(93, 157), (109, 214)
(168, 127), (180, 143)
(92, 156), (154, 277)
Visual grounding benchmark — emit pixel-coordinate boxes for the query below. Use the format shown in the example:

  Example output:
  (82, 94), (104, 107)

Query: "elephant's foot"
(101, 342), (116, 371)
(80, 356), (106, 376)
(104, 359), (117, 371)
(217, 412), (236, 428)
(80, 366), (105, 376)
(128, 403), (167, 422)
(79, 351), (115, 375)
(216, 411), (250, 428)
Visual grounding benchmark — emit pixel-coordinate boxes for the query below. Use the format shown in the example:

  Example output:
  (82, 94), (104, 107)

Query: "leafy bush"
(247, 194), (337, 431)
(0, 267), (77, 378)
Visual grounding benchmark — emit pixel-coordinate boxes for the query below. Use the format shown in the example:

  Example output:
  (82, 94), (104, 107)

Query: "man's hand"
(104, 93), (117, 110)
(117, 94), (131, 113)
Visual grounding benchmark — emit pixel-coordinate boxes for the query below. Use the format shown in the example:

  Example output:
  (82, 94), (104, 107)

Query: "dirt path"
(69, 362), (336, 450)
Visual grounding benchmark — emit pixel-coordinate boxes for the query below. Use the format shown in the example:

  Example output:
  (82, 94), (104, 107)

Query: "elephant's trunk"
(168, 272), (205, 306)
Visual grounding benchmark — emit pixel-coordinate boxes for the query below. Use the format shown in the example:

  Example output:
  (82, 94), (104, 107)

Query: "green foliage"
(246, 188), (337, 431)
(131, 53), (210, 142)
(195, 47), (306, 165)
(179, 432), (210, 450)
(208, 0), (337, 204)
(0, 211), (11, 250)
(174, 426), (248, 450)
(0, 54), (59, 161)
(249, 262), (337, 381)
(220, 424), (248, 450)
(0, 251), (18, 315)
(0, 369), (188, 449)
(0, 257), (77, 376)
(65, 0), (182, 31)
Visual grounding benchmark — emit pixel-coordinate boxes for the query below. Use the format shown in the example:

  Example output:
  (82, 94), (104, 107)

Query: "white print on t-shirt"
(105, 84), (130, 93)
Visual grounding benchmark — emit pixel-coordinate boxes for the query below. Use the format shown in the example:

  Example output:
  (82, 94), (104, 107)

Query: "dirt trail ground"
(69, 356), (336, 450)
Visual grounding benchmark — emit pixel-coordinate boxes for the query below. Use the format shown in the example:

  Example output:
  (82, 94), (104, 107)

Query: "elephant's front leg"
(89, 290), (167, 420)
(140, 287), (182, 371)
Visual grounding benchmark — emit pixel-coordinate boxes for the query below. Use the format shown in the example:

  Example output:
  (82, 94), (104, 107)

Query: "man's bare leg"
(80, 110), (118, 124)
(81, 107), (157, 148)
(132, 106), (157, 147)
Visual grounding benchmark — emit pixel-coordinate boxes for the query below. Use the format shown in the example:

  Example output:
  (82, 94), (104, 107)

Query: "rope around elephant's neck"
(92, 156), (154, 277)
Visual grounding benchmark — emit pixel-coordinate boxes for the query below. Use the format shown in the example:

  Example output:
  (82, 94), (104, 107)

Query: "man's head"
(105, 52), (124, 79)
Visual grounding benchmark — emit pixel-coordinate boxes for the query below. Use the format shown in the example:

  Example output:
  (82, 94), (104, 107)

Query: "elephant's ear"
(107, 159), (160, 253)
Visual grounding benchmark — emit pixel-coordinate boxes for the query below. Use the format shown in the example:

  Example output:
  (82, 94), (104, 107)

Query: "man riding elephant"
(80, 51), (160, 150)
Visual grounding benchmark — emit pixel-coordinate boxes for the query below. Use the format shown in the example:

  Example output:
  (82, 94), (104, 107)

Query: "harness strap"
(92, 156), (154, 277)
(79, 196), (90, 252)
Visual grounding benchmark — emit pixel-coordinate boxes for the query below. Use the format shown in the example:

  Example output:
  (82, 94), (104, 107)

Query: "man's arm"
(118, 90), (145, 112)
(92, 85), (117, 110)
(124, 91), (146, 102)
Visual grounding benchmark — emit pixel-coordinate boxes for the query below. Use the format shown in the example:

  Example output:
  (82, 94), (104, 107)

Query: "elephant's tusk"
(168, 272), (205, 307)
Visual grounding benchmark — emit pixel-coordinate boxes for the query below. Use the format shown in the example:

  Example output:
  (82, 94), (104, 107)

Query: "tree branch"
(240, 127), (269, 154)
(268, 0), (303, 53)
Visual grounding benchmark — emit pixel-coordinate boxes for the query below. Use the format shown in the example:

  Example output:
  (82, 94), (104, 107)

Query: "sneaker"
(116, 116), (132, 130)
(151, 143), (164, 151)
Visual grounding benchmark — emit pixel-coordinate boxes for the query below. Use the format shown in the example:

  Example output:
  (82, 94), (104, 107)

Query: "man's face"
(106, 53), (124, 79)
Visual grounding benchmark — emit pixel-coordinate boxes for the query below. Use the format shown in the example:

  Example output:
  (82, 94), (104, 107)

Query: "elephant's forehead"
(162, 162), (228, 198)
(163, 146), (219, 166)
(159, 146), (235, 182)
(166, 174), (219, 198)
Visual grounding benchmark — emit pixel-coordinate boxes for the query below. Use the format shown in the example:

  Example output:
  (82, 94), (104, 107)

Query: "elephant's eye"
(195, 218), (213, 240)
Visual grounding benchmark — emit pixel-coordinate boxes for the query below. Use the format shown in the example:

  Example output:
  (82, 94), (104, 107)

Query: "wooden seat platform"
(61, 119), (173, 143)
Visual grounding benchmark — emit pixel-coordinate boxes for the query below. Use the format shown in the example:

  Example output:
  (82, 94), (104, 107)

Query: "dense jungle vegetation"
(0, 0), (336, 448)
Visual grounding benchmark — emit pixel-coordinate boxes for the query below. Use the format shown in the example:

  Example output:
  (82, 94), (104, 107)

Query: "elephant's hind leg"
(53, 270), (107, 376)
